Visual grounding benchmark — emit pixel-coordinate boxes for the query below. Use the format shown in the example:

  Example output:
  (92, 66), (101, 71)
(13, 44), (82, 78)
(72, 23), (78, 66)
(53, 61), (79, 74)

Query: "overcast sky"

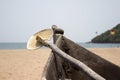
(0, 0), (120, 42)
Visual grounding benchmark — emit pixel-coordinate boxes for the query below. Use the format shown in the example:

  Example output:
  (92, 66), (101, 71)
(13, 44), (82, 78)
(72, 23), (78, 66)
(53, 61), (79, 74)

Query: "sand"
(0, 48), (120, 80)
(0, 48), (51, 80)
(88, 48), (120, 67)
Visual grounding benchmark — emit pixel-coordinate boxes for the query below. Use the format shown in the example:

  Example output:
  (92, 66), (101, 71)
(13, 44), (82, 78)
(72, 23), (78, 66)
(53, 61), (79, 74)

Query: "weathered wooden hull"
(41, 27), (120, 80)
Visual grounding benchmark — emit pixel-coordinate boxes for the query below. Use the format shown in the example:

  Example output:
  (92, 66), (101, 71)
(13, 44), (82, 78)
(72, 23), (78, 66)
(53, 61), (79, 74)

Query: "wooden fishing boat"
(32, 26), (120, 80)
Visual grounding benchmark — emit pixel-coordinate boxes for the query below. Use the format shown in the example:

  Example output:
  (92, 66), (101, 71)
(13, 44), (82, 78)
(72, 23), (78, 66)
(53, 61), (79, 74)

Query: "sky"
(0, 0), (120, 42)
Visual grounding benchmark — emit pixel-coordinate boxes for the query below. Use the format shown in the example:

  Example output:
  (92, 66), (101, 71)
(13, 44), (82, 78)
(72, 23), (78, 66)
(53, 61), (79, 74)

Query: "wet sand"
(0, 48), (120, 80)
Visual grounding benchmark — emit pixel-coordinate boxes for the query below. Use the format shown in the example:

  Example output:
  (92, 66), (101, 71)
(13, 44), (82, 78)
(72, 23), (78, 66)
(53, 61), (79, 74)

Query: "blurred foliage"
(92, 24), (120, 43)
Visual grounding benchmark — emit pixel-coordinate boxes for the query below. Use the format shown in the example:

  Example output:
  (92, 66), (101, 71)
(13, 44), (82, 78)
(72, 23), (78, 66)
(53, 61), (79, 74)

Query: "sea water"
(0, 42), (120, 49)
(79, 43), (120, 48)
(0, 43), (27, 49)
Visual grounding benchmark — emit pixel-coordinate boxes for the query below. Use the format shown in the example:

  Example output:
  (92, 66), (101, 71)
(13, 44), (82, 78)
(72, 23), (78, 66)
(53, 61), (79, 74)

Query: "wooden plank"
(46, 41), (105, 80)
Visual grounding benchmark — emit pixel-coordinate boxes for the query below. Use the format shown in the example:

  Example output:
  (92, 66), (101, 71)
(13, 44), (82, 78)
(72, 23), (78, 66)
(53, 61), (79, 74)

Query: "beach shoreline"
(0, 48), (120, 80)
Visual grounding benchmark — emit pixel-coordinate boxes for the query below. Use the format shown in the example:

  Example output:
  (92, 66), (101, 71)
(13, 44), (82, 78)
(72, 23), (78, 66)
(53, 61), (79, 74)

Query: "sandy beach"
(88, 48), (120, 67)
(0, 48), (120, 80)
(0, 48), (51, 80)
